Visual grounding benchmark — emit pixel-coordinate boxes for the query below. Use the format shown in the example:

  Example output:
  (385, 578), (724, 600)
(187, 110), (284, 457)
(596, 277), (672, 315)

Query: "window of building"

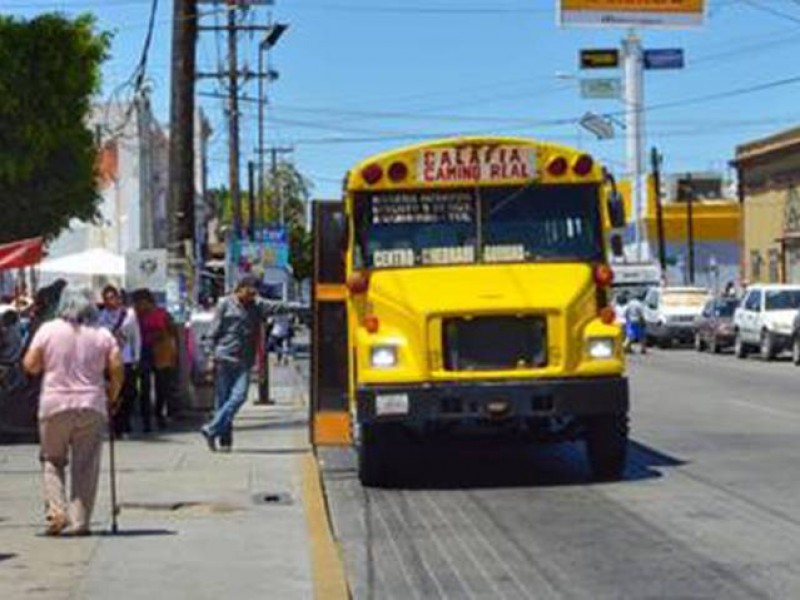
(768, 248), (780, 283)
(750, 250), (761, 282)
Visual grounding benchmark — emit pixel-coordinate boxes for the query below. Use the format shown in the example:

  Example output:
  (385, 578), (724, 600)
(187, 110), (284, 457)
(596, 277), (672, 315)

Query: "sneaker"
(200, 426), (217, 452)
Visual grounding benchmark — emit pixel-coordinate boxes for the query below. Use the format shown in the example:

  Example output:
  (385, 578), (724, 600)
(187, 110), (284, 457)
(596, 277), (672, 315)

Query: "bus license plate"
(375, 394), (409, 416)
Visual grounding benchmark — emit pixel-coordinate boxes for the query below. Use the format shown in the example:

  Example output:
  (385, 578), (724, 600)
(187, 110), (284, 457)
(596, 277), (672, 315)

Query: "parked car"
(791, 310), (800, 366)
(733, 284), (800, 360)
(644, 286), (711, 348)
(694, 296), (740, 353)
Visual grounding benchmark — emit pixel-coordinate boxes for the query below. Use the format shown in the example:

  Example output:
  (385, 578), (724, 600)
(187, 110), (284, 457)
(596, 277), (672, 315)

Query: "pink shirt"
(29, 319), (117, 419)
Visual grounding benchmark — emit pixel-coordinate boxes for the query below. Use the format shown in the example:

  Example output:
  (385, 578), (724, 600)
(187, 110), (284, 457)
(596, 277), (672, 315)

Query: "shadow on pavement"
(339, 436), (688, 490)
(0, 553), (17, 562)
(232, 446), (311, 455)
(93, 528), (178, 538)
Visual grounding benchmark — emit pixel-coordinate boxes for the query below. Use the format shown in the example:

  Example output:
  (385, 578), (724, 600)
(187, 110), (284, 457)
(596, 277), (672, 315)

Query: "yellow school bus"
(310, 136), (629, 486)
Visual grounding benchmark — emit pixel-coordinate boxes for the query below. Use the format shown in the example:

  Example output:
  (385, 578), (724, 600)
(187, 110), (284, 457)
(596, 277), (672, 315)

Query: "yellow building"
(619, 176), (741, 290)
(732, 126), (800, 284)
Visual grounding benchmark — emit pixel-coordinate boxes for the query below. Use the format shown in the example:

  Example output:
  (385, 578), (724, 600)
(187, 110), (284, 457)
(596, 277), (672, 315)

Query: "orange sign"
(560, 0), (705, 28)
(418, 146), (536, 184)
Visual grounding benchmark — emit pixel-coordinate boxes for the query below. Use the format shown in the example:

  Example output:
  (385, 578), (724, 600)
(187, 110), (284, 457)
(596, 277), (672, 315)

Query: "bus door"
(310, 201), (351, 445)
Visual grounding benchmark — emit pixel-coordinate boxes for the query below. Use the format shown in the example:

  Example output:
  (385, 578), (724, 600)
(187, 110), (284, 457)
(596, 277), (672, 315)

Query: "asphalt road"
(320, 348), (800, 599)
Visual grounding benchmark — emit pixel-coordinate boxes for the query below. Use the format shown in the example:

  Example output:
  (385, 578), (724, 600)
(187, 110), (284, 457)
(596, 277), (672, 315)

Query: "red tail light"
(387, 161), (409, 182)
(573, 154), (594, 176)
(594, 264), (614, 288)
(599, 306), (616, 325)
(546, 156), (568, 177)
(364, 314), (380, 333)
(346, 271), (370, 294)
(361, 163), (383, 185)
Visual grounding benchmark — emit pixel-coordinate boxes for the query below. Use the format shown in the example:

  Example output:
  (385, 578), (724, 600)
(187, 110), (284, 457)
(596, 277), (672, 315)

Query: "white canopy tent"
(38, 248), (125, 287)
(39, 248), (125, 276)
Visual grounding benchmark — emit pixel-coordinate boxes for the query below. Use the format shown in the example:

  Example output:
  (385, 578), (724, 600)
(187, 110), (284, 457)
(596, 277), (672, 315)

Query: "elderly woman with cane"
(23, 287), (124, 536)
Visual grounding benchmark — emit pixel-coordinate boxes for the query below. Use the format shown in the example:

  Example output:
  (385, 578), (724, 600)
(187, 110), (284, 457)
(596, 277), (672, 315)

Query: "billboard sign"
(579, 49), (619, 69)
(643, 48), (685, 70)
(226, 227), (290, 289)
(559, 0), (705, 29)
(580, 77), (621, 99)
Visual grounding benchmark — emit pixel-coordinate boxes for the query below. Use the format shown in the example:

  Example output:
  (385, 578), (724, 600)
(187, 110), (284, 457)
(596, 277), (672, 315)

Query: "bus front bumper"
(356, 376), (628, 426)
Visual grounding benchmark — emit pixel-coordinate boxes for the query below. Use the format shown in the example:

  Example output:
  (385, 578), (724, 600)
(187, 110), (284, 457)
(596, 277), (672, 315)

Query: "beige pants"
(39, 409), (106, 532)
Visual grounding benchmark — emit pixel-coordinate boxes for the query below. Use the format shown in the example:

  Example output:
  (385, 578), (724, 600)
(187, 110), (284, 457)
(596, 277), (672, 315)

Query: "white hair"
(56, 287), (99, 325)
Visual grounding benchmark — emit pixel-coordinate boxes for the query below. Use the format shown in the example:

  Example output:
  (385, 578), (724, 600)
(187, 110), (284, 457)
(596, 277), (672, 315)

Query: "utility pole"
(622, 31), (646, 262)
(168, 0), (197, 267)
(651, 147), (666, 274)
(137, 87), (154, 249)
(685, 173), (696, 285)
(227, 5), (242, 240)
(268, 146), (294, 225)
(248, 160), (256, 241)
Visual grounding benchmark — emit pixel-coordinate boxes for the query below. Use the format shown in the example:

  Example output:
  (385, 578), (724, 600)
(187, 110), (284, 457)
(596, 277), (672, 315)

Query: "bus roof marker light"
(387, 161), (408, 183)
(573, 154), (594, 176)
(546, 156), (568, 177)
(362, 163), (383, 185)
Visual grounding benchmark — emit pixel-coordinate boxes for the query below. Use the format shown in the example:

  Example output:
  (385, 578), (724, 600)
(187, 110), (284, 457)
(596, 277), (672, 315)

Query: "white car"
(643, 286), (711, 348)
(733, 284), (800, 360)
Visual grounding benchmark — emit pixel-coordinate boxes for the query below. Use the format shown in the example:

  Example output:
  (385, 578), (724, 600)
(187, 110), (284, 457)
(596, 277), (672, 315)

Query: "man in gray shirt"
(200, 275), (279, 451)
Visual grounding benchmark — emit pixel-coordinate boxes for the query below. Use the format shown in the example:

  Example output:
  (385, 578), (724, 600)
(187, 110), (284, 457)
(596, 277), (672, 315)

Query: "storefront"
(733, 126), (800, 284)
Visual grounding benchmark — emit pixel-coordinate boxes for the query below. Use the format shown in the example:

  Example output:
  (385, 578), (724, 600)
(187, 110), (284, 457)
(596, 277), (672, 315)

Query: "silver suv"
(643, 286), (710, 348)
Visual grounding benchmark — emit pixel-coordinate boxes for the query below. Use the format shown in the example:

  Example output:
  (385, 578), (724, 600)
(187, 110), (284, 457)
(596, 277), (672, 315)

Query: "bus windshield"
(353, 184), (602, 268)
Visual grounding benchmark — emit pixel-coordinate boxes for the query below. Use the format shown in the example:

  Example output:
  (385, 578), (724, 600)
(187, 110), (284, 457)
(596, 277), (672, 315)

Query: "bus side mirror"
(610, 234), (624, 258)
(608, 194), (626, 229)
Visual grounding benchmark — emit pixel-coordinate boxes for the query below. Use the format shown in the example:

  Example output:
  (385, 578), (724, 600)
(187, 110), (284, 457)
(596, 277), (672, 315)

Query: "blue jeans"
(207, 361), (250, 446)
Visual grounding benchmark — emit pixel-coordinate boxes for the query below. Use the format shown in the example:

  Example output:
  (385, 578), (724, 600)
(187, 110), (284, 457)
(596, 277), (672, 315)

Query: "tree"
(0, 14), (111, 243)
(262, 162), (314, 283)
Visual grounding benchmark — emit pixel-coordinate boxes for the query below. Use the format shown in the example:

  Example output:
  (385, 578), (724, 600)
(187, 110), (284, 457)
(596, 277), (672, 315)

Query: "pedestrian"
(268, 311), (292, 365)
(98, 285), (141, 437)
(0, 309), (24, 391)
(132, 289), (178, 432)
(22, 287), (124, 536)
(624, 293), (647, 355)
(200, 275), (280, 452)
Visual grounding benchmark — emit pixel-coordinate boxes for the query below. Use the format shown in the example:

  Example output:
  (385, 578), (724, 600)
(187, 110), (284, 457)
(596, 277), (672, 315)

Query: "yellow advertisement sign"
(560, 0), (705, 28)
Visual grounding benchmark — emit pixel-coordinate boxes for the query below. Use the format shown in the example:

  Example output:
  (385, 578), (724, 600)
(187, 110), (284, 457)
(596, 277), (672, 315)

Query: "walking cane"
(107, 419), (119, 534)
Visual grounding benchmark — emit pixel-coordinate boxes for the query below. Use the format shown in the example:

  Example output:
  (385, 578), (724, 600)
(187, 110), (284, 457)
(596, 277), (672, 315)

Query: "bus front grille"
(442, 315), (547, 372)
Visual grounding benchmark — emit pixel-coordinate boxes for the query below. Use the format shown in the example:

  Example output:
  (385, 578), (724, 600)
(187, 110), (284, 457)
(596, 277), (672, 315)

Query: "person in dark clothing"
(200, 275), (280, 452)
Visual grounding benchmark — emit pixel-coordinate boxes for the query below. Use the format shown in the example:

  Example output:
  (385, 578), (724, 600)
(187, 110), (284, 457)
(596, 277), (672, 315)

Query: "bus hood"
(366, 263), (594, 316)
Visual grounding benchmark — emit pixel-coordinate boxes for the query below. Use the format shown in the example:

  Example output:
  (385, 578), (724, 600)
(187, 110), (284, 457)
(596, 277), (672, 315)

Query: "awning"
(0, 237), (44, 270)
(39, 248), (125, 277)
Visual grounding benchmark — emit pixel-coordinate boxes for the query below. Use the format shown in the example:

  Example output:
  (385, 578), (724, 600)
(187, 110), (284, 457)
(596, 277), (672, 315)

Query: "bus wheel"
(585, 414), (629, 482)
(358, 423), (402, 487)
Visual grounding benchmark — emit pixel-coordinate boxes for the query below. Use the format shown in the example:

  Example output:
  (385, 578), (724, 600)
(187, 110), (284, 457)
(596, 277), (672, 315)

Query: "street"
(321, 349), (800, 599)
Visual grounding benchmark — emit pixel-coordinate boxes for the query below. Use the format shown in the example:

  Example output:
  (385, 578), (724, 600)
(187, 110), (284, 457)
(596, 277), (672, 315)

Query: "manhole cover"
(252, 492), (293, 506)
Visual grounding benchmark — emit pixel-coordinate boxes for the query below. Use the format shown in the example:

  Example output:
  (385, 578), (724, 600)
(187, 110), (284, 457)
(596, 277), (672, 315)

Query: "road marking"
(300, 451), (351, 600)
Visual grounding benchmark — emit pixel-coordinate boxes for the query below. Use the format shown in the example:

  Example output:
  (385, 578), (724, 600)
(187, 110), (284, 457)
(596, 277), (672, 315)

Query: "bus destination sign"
(418, 146), (536, 184)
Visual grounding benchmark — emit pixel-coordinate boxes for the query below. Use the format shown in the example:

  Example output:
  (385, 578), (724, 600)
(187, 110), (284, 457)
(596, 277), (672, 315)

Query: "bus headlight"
(587, 337), (615, 359)
(370, 345), (398, 368)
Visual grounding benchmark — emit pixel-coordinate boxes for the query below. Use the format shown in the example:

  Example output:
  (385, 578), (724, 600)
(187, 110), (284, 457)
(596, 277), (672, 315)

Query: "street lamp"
(258, 23), (288, 231)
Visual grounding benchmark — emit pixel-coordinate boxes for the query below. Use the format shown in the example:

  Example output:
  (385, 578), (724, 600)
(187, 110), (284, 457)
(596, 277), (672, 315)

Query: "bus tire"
(585, 414), (628, 482)
(358, 423), (402, 487)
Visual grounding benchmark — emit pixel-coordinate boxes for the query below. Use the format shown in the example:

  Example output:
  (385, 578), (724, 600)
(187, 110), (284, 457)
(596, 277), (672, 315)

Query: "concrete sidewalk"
(0, 363), (347, 599)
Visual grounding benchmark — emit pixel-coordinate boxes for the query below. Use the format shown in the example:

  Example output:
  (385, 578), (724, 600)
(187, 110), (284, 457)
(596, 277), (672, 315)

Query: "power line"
(740, 0), (800, 24)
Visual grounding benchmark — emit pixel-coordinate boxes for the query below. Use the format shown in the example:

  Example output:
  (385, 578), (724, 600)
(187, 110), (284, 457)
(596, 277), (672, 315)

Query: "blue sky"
(7, 0), (800, 199)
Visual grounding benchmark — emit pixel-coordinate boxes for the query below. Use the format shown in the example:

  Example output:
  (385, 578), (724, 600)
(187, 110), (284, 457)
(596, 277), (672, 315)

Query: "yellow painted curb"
(300, 450), (351, 600)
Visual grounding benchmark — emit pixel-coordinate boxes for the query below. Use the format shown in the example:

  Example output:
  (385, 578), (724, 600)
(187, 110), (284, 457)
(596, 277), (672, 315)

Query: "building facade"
(733, 126), (800, 285)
